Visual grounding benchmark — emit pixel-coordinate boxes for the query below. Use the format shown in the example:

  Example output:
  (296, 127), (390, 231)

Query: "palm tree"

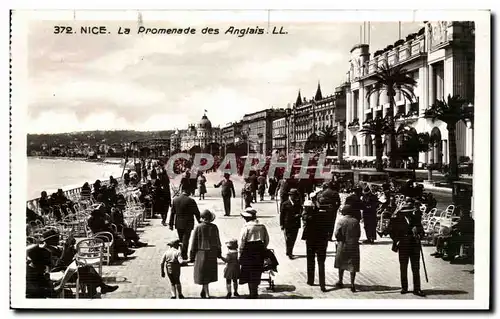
(317, 126), (337, 155)
(359, 116), (393, 172)
(397, 128), (432, 179)
(424, 94), (474, 181)
(365, 61), (417, 168)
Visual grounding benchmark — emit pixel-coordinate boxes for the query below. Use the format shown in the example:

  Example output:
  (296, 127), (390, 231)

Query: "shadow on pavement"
(267, 284), (296, 293)
(257, 293), (313, 299)
(112, 256), (137, 265)
(362, 241), (393, 246)
(354, 284), (401, 293)
(103, 276), (131, 284)
(422, 289), (469, 296)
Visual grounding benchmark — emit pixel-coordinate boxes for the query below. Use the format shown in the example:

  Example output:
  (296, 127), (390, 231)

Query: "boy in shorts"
(161, 239), (187, 299)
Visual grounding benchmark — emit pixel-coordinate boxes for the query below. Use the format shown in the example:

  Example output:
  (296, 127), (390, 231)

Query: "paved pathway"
(100, 173), (473, 300)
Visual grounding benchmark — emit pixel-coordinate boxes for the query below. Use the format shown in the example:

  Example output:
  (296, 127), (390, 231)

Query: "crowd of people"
(26, 173), (152, 298)
(26, 154), (474, 299)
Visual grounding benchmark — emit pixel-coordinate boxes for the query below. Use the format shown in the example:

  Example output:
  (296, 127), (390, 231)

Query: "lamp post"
(285, 108), (291, 156)
(337, 120), (345, 162)
(257, 133), (263, 155)
(246, 128), (251, 157)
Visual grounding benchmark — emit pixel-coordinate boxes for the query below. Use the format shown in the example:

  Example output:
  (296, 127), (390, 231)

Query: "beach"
(27, 157), (124, 199)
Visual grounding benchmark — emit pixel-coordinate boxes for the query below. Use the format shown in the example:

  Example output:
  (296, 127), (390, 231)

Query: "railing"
(27, 177), (122, 212)
(362, 35), (426, 79)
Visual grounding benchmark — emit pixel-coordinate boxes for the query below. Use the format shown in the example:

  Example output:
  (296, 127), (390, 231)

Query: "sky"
(27, 12), (422, 133)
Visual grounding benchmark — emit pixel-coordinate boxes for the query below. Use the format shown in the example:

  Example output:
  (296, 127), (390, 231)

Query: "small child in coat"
(161, 239), (188, 299)
(220, 239), (240, 298)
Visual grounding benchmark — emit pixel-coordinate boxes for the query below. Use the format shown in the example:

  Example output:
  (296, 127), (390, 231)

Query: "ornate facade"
(284, 83), (345, 152)
(170, 113), (222, 152)
(343, 21), (475, 166)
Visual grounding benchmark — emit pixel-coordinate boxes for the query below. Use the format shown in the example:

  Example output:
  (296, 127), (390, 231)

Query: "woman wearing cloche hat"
(189, 209), (222, 299)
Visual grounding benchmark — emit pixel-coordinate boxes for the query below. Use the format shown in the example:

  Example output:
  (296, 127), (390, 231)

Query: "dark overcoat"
(169, 193), (201, 230)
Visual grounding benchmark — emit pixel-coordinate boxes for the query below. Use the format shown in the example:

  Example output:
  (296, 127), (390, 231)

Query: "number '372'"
(53, 26), (73, 34)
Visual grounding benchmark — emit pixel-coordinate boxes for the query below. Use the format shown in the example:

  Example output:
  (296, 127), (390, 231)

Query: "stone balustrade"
(362, 35), (425, 79)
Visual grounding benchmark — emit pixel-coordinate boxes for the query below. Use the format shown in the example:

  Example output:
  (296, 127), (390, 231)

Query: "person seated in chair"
(87, 209), (135, 259)
(26, 244), (60, 298)
(39, 230), (118, 297)
(110, 207), (147, 248)
(431, 209), (474, 263)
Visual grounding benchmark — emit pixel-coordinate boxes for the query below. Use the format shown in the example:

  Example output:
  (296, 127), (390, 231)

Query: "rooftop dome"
(198, 114), (212, 130)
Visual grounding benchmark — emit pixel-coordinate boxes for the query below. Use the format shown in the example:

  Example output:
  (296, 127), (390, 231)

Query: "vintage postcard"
(10, 9), (490, 310)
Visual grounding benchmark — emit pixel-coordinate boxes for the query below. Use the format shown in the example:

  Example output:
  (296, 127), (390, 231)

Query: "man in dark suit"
(169, 189), (201, 260)
(301, 199), (329, 292)
(249, 172), (258, 203)
(214, 173), (236, 216)
(388, 202), (426, 297)
(317, 182), (341, 241)
(280, 188), (302, 259)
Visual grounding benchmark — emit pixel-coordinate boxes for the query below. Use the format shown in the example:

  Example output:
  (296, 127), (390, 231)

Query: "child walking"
(221, 239), (240, 298)
(161, 239), (187, 299)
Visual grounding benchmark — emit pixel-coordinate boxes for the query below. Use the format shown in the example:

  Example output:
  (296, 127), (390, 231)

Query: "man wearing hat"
(301, 199), (329, 291)
(388, 201), (426, 297)
(361, 186), (379, 244)
(317, 182), (341, 241)
(280, 188), (302, 259)
(242, 177), (254, 208)
(214, 173), (236, 216)
(169, 188), (202, 260)
(257, 172), (268, 202)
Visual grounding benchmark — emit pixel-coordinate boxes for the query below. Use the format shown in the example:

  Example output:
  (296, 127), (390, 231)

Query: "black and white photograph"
(9, 9), (491, 310)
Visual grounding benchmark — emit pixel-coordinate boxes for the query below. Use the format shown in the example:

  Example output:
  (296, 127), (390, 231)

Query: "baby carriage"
(261, 248), (279, 291)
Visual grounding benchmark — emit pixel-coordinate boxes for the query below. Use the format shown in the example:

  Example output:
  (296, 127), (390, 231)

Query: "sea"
(27, 157), (124, 200)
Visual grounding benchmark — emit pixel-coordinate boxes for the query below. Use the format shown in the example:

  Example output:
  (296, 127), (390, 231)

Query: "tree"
(304, 133), (322, 153)
(397, 128), (432, 179)
(317, 126), (337, 155)
(365, 62), (417, 168)
(359, 116), (393, 172)
(424, 94), (474, 181)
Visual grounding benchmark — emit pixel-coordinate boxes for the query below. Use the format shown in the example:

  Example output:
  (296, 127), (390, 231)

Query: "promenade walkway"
(100, 173), (474, 300)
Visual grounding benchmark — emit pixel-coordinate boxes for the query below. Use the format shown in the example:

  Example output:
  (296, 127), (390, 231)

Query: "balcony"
(361, 33), (426, 79)
(348, 118), (360, 130)
(362, 113), (373, 124)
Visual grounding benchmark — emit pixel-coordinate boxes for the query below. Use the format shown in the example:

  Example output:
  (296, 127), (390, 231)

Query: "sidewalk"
(99, 174), (473, 300)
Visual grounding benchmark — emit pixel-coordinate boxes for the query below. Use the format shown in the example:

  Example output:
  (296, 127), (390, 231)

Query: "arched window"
(365, 135), (373, 156)
(352, 136), (359, 156)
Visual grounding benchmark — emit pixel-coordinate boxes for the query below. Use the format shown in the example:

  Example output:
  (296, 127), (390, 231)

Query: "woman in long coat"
(152, 179), (166, 222)
(190, 209), (222, 298)
(334, 204), (361, 292)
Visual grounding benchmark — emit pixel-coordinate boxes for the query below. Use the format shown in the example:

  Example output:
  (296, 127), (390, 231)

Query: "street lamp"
(337, 120), (345, 162)
(246, 128), (251, 156)
(285, 108), (292, 156)
(257, 133), (263, 155)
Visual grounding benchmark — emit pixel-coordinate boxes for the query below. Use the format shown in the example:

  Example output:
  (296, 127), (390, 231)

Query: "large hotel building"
(343, 21), (475, 167)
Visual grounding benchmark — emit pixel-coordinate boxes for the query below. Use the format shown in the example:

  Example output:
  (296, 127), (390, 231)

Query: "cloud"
(237, 49), (343, 82)
(26, 20), (422, 133)
(199, 40), (231, 53)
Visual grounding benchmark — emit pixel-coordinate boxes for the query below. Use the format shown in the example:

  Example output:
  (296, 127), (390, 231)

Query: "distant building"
(287, 83), (346, 152)
(170, 112), (221, 153)
(241, 108), (287, 155)
(271, 117), (287, 154)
